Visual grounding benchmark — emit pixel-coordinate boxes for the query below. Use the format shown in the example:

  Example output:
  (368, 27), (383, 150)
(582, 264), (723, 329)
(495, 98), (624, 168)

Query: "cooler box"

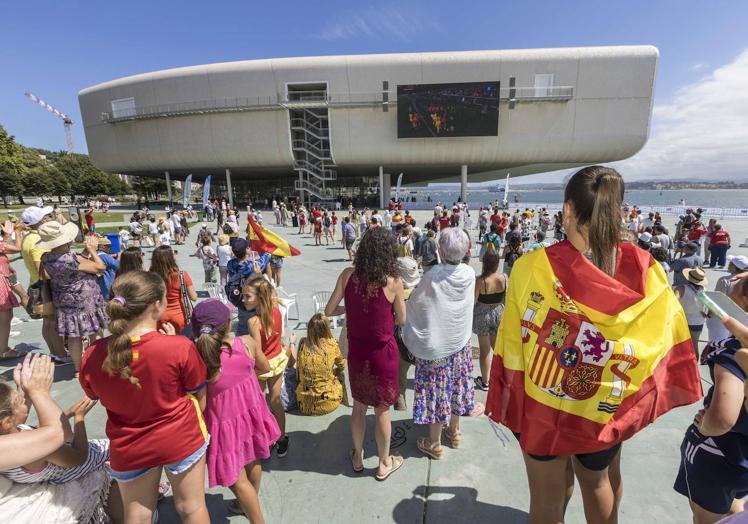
(106, 233), (121, 254)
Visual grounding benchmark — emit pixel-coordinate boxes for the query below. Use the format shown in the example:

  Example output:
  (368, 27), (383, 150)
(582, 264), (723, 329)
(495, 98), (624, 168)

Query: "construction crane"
(24, 92), (75, 153)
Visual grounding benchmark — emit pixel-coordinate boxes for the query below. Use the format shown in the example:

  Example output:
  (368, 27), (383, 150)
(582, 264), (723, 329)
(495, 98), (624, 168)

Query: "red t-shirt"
(312, 210), (322, 220)
(80, 332), (207, 471)
(438, 217), (450, 230)
(259, 306), (283, 359)
(332, 215), (338, 225)
(490, 214), (500, 224)
(85, 213), (95, 226)
(710, 230), (730, 246)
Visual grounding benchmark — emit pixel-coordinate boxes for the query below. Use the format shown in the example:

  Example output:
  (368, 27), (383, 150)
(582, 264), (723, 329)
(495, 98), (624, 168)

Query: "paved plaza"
(3, 208), (744, 523)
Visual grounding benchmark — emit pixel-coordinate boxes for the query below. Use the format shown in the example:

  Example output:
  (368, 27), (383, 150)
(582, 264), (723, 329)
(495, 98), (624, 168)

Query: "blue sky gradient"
(2, 1), (747, 182)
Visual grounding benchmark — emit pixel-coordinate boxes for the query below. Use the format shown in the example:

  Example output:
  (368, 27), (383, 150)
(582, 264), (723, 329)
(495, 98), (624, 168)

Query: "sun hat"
(190, 298), (233, 337)
(36, 221), (79, 250)
(20, 206), (53, 226)
(682, 267), (708, 287)
(727, 255), (748, 271)
(97, 236), (112, 246)
(397, 256), (421, 289)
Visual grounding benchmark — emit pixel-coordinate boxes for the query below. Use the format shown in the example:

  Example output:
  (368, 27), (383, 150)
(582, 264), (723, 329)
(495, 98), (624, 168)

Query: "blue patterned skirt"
(413, 343), (475, 425)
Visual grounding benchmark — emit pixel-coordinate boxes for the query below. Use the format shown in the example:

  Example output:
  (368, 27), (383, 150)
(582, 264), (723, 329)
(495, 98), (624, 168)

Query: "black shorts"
(513, 432), (621, 471)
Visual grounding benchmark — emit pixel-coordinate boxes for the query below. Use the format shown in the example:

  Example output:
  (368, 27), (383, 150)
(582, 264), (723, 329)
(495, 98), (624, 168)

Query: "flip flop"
(375, 454), (404, 481)
(0, 348), (23, 361)
(349, 448), (364, 473)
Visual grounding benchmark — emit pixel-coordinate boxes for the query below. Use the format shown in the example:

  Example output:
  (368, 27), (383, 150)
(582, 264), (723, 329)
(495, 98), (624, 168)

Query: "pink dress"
(0, 242), (19, 312)
(204, 336), (280, 488)
(345, 274), (399, 407)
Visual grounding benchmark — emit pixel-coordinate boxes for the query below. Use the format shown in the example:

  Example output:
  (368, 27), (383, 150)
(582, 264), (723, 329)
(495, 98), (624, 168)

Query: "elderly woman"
(402, 228), (476, 459)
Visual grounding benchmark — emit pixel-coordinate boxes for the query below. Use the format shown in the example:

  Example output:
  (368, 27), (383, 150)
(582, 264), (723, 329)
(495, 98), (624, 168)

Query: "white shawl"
(402, 263), (475, 361)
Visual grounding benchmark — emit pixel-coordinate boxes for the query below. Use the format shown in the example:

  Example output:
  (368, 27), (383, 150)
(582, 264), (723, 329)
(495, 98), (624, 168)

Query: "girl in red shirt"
(150, 246), (197, 333)
(243, 277), (290, 457)
(79, 270), (209, 524)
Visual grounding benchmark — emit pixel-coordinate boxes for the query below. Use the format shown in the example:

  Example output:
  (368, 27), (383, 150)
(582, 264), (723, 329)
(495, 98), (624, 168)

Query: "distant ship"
(488, 185), (505, 193)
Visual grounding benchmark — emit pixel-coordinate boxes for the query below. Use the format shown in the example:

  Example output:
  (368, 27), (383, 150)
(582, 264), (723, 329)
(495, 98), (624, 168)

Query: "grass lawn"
(1, 210), (129, 224)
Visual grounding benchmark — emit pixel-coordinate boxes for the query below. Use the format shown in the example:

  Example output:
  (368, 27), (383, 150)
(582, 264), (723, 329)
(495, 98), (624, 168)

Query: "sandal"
(375, 454), (404, 481)
(417, 438), (443, 460)
(443, 428), (462, 449)
(349, 448), (364, 473)
(0, 348), (23, 361)
(469, 401), (485, 417)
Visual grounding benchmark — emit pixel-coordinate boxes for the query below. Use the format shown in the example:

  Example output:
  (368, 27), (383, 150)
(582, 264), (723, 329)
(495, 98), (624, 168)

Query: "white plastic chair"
(277, 287), (300, 326)
(312, 291), (344, 328)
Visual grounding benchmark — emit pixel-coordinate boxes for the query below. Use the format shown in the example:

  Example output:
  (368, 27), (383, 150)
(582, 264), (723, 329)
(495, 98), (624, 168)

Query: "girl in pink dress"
(191, 299), (280, 523)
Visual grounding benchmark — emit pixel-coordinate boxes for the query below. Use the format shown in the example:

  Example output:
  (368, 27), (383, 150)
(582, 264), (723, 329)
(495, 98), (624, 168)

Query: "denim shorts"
(110, 440), (208, 483)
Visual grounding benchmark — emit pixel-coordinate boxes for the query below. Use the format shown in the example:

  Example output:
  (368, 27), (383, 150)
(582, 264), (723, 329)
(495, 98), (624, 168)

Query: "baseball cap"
(190, 298), (233, 337)
(638, 232), (652, 243)
(728, 255), (748, 271)
(21, 206), (53, 226)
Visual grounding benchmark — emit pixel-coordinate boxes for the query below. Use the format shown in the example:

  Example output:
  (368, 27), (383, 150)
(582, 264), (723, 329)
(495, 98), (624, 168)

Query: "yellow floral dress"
(296, 338), (348, 415)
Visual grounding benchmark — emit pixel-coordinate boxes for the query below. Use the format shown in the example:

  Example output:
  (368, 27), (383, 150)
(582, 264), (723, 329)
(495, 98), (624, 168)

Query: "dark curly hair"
(354, 227), (398, 287)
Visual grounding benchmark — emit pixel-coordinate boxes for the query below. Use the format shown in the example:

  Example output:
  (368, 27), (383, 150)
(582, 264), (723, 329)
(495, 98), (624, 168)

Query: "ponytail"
(104, 271), (166, 388)
(564, 166), (625, 276)
(195, 323), (229, 381)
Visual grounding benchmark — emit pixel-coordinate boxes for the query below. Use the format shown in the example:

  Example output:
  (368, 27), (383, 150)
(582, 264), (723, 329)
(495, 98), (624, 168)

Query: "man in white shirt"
(169, 213), (183, 244)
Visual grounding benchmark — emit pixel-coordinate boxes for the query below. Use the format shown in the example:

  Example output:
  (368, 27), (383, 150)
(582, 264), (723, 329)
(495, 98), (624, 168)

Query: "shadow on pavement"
(158, 493), (231, 524)
(393, 486), (528, 524)
(263, 414), (425, 477)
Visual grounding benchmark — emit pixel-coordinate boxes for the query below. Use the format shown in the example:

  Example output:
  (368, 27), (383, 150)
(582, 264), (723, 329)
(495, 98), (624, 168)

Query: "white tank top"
(679, 284), (704, 326)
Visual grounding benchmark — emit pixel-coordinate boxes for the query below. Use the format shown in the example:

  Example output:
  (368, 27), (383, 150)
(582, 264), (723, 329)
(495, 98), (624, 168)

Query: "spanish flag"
(247, 216), (301, 257)
(486, 240), (702, 456)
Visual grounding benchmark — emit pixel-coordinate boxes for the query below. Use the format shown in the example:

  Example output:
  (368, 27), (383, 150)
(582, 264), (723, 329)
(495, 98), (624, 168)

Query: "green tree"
(0, 125), (26, 206)
(131, 176), (167, 204)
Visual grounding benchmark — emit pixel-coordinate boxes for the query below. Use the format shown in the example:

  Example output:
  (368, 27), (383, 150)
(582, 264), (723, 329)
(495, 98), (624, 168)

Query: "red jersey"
(259, 306), (283, 359)
(490, 214), (500, 224)
(438, 217), (450, 230)
(80, 332), (207, 471)
(687, 226), (706, 241)
(332, 215), (338, 225)
(85, 213), (95, 226)
(710, 230), (731, 246)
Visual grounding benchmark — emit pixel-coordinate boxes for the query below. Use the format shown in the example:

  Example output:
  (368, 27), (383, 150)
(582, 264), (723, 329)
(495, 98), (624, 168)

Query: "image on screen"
(397, 81), (500, 138)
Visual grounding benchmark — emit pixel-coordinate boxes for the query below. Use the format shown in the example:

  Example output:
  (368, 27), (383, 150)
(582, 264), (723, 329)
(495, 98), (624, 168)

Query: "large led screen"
(397, 81), (500, 138)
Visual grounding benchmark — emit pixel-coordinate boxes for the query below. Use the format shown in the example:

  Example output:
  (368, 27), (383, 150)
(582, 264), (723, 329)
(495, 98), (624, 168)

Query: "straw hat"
(36, 221), (79, 250)
(682, 267), (708, 287)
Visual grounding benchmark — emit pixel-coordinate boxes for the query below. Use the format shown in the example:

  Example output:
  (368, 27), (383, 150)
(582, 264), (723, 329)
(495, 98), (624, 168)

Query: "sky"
(2, 0), (748, 184)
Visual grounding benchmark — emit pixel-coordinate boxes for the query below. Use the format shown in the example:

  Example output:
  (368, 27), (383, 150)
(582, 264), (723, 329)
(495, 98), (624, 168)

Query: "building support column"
(379, 166), (391, 210)
(460, 164), (468, 203)
(225, 168), (234, 209)
(165, 171), (172, 204)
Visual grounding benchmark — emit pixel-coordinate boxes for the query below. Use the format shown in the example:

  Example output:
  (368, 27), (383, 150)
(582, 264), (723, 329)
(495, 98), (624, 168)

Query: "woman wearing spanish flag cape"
(486, 166), (703, 523)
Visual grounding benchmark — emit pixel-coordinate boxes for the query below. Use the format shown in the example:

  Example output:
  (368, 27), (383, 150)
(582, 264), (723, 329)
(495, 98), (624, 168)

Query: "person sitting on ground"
(402, 228), (476, 459)
(39, 223), (108, 376)
(294, 313), (348, 416)
(190, 299), (279, 521)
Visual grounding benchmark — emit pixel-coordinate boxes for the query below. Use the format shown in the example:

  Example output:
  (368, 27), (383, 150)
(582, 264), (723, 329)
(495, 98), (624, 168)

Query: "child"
(330, 212), (338, 241)
(0, 381), (121, 522)
(294, 313), (348, 416)
(118, 226), (130, 250)
(79, 270), (210, 524)
(148, 217), (159, 247)
(191, 299), (280, 522)
(199, 237), (218, 284)
(243, 277), (290, 456)
(313, 217), (322, 246)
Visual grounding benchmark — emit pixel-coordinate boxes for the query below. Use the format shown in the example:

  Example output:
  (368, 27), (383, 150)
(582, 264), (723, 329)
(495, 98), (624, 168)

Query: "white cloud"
(690, 62), (708, 73)
(313, 2), (441, 42)
(613, 49), (748, 181)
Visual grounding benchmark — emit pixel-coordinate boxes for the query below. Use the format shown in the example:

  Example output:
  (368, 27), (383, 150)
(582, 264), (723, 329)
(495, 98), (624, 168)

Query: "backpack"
(222, 223), (233, 234)
(225, 264), (252, 307)
(505, 244), (521, 266)
(323, 216), (332, 228)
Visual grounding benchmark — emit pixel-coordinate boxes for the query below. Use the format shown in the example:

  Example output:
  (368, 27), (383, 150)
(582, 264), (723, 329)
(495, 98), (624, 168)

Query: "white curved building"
(78, 45), (658, 205)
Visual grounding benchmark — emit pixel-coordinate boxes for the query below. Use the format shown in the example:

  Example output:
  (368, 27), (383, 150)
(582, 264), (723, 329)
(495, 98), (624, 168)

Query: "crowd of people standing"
(1, 168), (748, 524)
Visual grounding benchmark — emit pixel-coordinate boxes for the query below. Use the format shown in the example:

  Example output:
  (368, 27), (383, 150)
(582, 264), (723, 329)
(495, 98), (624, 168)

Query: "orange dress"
(158, 271), (193, 333)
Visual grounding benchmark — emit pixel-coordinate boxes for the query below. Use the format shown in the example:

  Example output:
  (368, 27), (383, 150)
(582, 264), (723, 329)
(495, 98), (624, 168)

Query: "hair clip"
(199, 325), (214, 335)
(112, 296), (126, 305)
